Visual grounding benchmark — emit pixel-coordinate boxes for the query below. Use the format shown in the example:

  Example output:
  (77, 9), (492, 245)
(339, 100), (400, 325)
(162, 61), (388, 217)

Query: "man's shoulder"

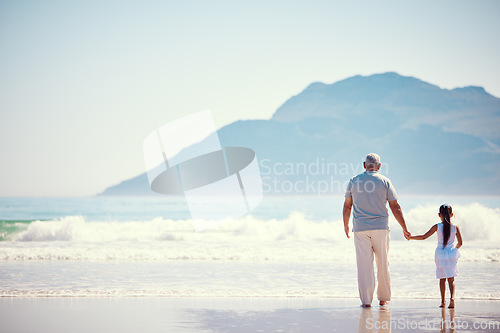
(372, 172), (392, 182)
(352, 171), (391, 180)
(349, 172), (394, 186)
(361, 172), (395, 189)
(349, 173), (362, 180)
(349, 172), (368, 182)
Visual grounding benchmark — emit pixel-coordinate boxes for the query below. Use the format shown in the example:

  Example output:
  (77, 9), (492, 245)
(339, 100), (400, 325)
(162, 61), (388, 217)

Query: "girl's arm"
(409, 224), (437, 240)
(455, 226), (463, 249)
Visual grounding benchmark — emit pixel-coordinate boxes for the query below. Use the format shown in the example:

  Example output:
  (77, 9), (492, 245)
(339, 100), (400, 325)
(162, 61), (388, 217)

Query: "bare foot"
(379, 301), (389, 306)
(448, 299), (455, 308)
(361, 304), (371, 308)
(439, 302), (445, 308)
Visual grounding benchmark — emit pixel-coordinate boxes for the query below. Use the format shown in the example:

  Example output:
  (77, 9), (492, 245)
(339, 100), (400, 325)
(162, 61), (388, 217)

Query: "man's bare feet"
(448, 299), (455, 308)
(439, 302), (445, 308)
(361, 304), (371, 308)
(379, 301), (389, 306)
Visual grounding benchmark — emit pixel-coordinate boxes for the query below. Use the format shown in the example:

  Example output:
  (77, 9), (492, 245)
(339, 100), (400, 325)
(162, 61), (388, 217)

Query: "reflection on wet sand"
(359, 307), (392, 333)
(441, 308), (456, 333)
(187, 299), (499, 333)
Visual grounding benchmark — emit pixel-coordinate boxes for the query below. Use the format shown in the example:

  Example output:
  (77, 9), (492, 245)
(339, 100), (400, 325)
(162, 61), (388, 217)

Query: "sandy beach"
(1, 297), (499, 333)
(2, 197), (500, 332)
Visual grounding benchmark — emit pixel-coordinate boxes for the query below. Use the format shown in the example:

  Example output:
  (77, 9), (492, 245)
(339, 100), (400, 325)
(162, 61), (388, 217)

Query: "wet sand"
(1, 297), (499, 332)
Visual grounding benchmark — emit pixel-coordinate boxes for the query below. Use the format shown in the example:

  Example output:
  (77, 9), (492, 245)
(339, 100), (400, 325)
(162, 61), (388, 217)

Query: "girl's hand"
(403, 229), (411, 240)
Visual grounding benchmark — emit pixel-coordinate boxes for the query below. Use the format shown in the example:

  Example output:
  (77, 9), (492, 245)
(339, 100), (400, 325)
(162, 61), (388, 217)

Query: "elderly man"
(343, 153), (410, 307)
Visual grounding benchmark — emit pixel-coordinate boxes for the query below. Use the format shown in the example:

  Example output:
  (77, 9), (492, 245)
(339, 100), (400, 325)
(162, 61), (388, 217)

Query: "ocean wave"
(0, 203), (498, 262)
(4, 202), (500, 243)
(4, 213), (344, 243)
(402, 202), (500, 242)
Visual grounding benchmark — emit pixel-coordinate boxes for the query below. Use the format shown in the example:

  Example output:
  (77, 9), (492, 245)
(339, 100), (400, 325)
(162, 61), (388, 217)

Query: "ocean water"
(1, 195), (499, 299)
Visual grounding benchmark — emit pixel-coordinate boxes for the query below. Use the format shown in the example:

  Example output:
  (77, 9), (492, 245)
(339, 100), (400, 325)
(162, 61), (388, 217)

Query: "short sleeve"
(386, 180), (398, 201)
(345, 179), (353, 198)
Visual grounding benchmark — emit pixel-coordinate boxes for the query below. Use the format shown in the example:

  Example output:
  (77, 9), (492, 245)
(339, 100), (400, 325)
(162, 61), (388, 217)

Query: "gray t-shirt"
(345, 171), (398, 232)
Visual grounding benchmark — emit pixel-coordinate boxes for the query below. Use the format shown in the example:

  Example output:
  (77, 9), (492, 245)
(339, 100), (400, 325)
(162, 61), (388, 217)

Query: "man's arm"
(343, 197), (353, 239)
(388, 200), (411, 239)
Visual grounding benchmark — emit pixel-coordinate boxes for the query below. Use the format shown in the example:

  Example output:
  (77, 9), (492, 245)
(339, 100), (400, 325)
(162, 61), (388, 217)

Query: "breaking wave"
(0, 202), (499, 262)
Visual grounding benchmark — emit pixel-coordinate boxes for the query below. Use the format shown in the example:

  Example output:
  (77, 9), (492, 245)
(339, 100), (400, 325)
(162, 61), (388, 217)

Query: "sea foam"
(1, 202), (498, 262)
(8, 202), (500, 242)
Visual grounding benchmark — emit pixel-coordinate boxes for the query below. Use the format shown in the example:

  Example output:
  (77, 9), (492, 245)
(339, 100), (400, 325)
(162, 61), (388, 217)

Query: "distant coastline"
(100, 72), (500, 196)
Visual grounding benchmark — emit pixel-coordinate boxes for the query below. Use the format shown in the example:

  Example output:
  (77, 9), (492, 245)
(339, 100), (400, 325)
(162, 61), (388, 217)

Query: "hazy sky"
(1, 0), (499, 196)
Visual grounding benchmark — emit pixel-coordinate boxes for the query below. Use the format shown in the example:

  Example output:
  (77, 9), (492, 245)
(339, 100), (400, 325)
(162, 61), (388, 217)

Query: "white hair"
(365, 153), (381, 166)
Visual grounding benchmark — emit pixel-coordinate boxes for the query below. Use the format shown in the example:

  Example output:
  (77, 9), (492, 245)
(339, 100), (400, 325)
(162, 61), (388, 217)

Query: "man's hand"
(403, 229), (411, 240)
(344, 224), (350, 239)
(343, 198), (353, 239)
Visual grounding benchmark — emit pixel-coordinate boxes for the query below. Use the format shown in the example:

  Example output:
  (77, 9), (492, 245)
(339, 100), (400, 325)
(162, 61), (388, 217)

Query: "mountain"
(99, 72), (500, 196)
(273, 72), (500, 141)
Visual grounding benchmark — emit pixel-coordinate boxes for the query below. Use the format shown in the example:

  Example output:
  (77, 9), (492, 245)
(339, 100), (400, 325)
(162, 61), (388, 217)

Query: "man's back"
(346, 171), (397, 232)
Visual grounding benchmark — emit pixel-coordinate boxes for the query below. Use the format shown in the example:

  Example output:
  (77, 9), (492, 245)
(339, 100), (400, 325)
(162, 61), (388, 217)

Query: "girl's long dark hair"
(440, 204), (453, 248)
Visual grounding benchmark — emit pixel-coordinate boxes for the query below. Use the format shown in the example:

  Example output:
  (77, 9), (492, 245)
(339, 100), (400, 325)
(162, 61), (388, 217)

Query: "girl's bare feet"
(448, 299), (455, 308)
(439, 302), (445, 308)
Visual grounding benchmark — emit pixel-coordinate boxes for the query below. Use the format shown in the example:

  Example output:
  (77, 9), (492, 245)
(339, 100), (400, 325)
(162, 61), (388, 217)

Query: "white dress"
(434, 223), (460, 279)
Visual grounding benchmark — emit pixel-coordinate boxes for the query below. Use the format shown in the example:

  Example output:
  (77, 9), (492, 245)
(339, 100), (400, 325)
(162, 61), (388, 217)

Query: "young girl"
(410, 203), (463, 308)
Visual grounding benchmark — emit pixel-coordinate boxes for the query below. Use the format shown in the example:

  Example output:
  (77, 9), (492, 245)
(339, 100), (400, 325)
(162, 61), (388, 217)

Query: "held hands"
(403, 229), (411, 240)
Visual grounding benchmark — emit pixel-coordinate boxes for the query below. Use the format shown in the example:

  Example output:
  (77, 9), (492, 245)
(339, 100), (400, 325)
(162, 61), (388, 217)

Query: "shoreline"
(2, 260), (499, 300)
(2, 297), (499, 332)
(2, 294), (500, 300)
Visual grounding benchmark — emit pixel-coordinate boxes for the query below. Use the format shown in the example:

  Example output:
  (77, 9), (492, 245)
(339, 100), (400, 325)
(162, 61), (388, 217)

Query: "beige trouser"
(354, 229), (391, 305)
